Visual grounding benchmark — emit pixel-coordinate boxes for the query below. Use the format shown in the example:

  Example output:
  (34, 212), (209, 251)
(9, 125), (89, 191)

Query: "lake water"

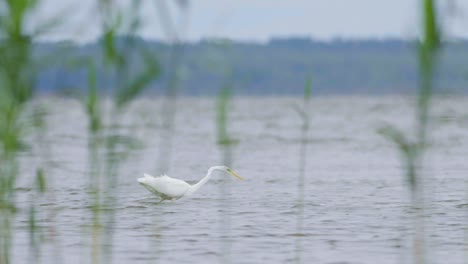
(10, 96), (468, 264)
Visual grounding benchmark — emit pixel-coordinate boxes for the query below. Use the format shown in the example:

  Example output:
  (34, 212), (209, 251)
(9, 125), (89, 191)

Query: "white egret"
(137, 166), (244, 202)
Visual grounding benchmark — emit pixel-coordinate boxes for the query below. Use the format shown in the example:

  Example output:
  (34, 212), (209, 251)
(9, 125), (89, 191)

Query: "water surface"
(12, 96), (468, 264)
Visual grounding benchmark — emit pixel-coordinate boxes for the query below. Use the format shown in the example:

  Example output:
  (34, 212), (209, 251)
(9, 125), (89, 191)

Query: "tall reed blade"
(380, 1), (440, 264)
(295, 74), (311, 264)
(216, 84), (235, 264)
(0, 0), (38, 262)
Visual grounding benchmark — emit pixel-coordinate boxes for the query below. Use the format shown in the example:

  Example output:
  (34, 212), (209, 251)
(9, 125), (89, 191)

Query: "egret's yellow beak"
(227, 169), (245, 180)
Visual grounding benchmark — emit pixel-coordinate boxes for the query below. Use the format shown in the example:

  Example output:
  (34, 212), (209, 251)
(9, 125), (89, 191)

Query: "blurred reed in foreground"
(216, 84), (235, 264)
(84, 1), (160, 263)
(379, 0), (440, 263)
(0, 1), (44, 263)
(293, 74), (312, 264)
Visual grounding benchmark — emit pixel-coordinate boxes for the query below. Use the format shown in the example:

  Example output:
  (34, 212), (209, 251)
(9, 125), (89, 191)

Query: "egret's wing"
(139, 174), (190, 198)
(152, 176), (191, 197)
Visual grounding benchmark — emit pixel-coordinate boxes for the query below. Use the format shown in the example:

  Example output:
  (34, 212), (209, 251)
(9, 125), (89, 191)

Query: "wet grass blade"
(86, 62), (101, 133)
(217, 86), (230, 145)
(423, 0), (440, 51)
(35, 168), (46, 193)
(304, 73), (311, 102)
(295, 75), (312, 264)
(216, 85), (238, 145)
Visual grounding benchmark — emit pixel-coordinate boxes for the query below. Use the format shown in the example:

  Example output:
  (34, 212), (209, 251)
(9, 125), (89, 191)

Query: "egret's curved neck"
(185, 167), (220, 196)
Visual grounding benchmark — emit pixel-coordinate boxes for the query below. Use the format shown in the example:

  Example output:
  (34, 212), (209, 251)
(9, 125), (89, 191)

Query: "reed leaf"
(35, 168), (46, 193)
(116, 49), (159, 107)
(86, 62), (101, 133)
(216, 85), (238, 145)
(422, 0), (440, 51)
(378, 125), (411, 155)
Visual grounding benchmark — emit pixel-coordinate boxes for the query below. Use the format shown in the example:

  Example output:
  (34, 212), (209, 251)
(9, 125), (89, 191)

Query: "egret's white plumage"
(137, 166), (244, 202)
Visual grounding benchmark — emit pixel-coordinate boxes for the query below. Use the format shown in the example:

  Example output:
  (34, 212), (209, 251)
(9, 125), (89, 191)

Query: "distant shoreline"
(33, 37), (468, 96)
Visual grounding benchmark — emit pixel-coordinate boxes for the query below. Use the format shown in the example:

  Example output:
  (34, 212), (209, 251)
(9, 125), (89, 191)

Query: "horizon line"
(32, 35), (468, 45)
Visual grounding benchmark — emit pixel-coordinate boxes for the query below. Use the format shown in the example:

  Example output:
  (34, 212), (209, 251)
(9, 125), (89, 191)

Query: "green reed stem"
(0, 1), (37, 262)
(84, 3), (161, 263)
(379, 1), (439, 263)
(294, 74), (311, 264)
(216, 85), (235, 264)
(412, 1), (439, 263)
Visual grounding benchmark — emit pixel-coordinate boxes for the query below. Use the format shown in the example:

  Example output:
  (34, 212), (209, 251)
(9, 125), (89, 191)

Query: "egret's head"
(213, 166), (245, 180)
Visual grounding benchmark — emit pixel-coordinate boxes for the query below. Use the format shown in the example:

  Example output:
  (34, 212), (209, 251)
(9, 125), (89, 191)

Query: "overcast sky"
(34, 0), (468, 43)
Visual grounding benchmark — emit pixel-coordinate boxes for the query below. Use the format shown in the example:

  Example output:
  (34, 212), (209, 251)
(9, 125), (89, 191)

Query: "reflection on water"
(11, 96), (468, 263)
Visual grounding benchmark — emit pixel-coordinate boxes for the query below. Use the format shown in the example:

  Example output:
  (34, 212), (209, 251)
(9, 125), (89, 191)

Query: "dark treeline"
(34, 37), (468, 96)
